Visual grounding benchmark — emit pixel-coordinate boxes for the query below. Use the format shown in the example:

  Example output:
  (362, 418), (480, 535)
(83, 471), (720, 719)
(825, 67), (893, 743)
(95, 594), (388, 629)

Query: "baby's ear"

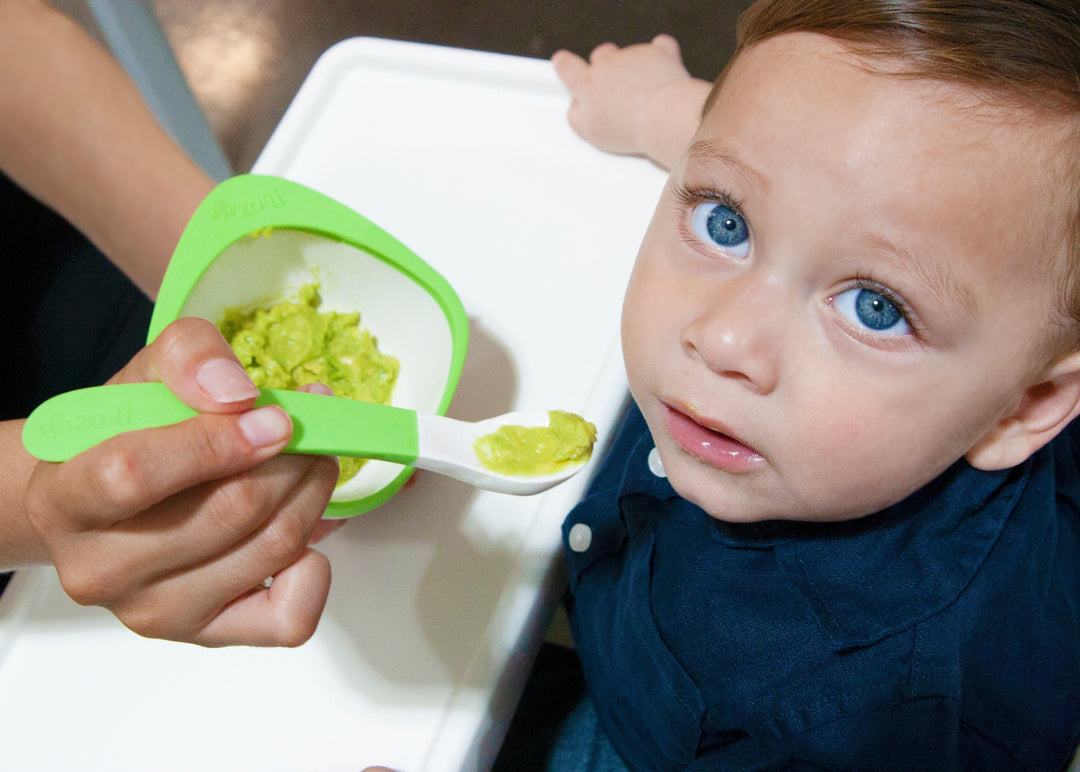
(966, 349), (1080, 470)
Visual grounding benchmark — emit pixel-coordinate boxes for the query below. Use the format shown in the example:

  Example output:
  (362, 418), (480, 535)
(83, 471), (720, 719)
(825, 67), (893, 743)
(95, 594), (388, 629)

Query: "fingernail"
(196, 358), (259, 403)
(304, 382), (334, 397)
(239, 406), (291, 447)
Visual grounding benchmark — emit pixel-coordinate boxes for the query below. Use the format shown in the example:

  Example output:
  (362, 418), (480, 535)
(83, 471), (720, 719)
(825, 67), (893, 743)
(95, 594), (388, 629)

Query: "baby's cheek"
(780, 415), (904, 516)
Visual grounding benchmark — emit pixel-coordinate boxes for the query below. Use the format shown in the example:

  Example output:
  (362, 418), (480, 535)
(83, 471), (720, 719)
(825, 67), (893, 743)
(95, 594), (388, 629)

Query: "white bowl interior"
(178, 228), (455, 502)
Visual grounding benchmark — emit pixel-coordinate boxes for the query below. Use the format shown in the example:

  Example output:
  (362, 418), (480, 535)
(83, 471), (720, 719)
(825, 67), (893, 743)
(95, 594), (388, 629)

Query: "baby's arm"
(551, 35), (714, 170)
(0, 318), (339, 647)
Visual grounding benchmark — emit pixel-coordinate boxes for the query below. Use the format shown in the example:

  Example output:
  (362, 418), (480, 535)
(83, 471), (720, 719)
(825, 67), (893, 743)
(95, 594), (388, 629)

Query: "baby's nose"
(680, 275), (786, 394)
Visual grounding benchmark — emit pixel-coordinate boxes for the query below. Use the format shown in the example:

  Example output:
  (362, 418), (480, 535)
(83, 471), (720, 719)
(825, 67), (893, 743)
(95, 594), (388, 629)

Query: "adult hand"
(22, 317), (339, 647)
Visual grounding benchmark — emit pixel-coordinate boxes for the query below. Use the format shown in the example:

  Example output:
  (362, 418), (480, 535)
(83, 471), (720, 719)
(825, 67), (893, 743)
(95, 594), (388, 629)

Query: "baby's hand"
(552, 35), (694, 157)
(23, 317), (339, 647)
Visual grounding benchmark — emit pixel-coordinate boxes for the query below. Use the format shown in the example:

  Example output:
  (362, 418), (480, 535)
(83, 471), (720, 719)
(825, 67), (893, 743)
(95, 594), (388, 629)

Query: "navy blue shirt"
(562, 403), (1080, 771)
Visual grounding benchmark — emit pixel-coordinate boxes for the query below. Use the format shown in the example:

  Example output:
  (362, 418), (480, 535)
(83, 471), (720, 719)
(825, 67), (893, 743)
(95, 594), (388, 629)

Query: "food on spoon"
(474, 410), (597, 476)
(220, 282), (399, 486)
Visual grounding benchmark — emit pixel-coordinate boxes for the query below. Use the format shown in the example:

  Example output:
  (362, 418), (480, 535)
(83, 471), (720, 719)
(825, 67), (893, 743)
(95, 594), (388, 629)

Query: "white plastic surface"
(0, 38), (666, 772)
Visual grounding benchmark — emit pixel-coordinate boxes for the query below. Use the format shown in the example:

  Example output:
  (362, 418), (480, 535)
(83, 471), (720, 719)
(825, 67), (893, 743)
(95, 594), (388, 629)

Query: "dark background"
(143, 1), (757, 172)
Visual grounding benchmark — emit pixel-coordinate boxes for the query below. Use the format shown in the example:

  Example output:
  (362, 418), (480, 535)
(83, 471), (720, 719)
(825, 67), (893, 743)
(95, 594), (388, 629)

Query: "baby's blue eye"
(690, 202), (750, 257)
(833, 287), (910, 336)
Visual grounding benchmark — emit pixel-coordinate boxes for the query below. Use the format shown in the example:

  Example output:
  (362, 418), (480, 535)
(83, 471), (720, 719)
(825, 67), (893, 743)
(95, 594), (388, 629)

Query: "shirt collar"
(778, 458), (1025, 649)
(614, 413), (1027, 650)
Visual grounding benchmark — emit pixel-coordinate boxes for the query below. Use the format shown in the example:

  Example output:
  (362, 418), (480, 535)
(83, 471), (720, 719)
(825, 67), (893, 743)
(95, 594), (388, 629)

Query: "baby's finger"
(588, 42), (618, 63)
(652, 34), (681, 58)
(551, 49), (588, 92)
(564, 101), (589, 143)
(111, 317), (259, 414)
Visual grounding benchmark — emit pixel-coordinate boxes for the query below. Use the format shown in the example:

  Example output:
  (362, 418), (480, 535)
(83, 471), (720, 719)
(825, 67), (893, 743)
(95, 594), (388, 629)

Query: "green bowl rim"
(149, 173), (469, 517)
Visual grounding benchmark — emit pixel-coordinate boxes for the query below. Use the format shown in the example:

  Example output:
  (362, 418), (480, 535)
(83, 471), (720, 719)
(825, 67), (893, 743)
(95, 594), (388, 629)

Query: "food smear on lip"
(219, 282), (399, 487)
(474, 410), (597, 476)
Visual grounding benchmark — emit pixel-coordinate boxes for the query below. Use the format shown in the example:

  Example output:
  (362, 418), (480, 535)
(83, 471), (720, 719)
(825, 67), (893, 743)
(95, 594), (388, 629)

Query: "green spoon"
(22, 383), (590, 496)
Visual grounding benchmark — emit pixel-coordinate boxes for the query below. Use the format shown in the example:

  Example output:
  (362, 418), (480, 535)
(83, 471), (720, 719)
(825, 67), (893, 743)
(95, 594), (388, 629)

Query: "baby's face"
(622, 32), (1076, 523)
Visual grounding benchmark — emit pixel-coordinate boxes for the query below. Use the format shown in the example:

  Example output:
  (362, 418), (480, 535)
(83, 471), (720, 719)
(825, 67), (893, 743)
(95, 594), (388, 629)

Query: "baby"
(521, 0), (1080, 769)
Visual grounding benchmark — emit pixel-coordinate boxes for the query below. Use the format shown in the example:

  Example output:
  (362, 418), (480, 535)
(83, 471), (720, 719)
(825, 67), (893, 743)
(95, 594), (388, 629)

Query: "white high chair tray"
(0, 39), (666, 772)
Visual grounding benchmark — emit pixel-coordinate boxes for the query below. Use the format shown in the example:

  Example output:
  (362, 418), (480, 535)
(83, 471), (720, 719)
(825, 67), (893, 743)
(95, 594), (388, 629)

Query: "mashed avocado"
(220, 283), (399, 486)
(474, 410), (596, 476)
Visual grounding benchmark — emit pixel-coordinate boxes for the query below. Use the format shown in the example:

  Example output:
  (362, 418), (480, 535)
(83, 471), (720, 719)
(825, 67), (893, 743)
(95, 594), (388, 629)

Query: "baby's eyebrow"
(686, 138), (769, 196)
(864, 234), (977, 315)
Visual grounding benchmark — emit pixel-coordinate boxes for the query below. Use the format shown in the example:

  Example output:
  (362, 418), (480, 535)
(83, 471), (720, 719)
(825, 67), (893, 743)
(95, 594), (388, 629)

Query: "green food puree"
(474, 410), (597, 476)
(220, 283), (399, 486)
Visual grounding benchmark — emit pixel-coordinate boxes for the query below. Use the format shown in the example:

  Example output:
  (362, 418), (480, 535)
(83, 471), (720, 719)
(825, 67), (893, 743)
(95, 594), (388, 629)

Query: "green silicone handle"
(22, 383), (420, 465)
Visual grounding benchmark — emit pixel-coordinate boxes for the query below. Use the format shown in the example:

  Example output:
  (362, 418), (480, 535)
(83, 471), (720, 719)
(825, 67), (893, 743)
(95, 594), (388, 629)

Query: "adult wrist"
(0, 420), (51, 570)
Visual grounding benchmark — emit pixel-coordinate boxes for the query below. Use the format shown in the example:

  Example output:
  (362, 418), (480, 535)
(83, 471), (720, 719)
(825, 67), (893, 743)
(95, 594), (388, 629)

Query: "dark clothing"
(2, 172), (152, 421)
(557, 402), (1080, 771)
(2, 173), (152, 596)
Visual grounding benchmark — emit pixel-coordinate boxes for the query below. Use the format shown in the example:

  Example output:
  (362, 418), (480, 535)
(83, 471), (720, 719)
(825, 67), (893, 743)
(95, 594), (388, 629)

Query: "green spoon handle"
(22, 382), (420, 465)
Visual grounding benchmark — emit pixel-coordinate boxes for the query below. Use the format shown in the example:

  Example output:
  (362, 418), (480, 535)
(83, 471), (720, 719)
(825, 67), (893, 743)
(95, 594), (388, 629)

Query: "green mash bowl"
(150, 174), (468, 517)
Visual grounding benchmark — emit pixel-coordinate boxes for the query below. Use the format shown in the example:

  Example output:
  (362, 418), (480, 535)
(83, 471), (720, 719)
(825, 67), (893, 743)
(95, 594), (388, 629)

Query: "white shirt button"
(647, 447), (666, 478)
(568, 523), (592, 553)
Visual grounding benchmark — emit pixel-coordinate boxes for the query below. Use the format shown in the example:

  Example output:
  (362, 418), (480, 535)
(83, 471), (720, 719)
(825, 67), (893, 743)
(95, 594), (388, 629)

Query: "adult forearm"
(0, 0), (214, 298)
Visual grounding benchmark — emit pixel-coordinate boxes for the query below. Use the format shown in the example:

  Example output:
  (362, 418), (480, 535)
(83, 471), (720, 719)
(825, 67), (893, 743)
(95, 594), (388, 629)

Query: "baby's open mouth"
(662, 403), (765, 473)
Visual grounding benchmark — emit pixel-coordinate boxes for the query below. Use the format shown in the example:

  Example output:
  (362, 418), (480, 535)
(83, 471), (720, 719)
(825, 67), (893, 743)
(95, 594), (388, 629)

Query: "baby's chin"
(665, 465), (872, 525)
(651, 430), (898, 524)
(662, 465), (779, 523)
